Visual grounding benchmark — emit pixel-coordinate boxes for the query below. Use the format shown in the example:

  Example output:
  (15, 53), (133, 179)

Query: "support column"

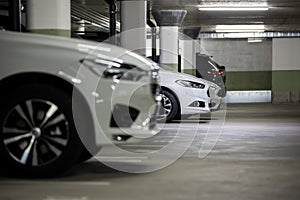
(272, 38), (300, 103)
(105, 0), (117, 44)
(147, 10), (157, 62)
(27, 0), (70, 37)
(8, 0), (21, 32)
(120, 0), (147, 56)
(152, 10), (187, 71)
(180, 40), (196, 75)
(180, 27), (201, 75)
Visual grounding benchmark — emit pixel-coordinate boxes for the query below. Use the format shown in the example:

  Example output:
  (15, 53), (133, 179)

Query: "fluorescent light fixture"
(247, 38), (263, 43)
(198, 4), (269, 11)
(215, 25), (265, 33)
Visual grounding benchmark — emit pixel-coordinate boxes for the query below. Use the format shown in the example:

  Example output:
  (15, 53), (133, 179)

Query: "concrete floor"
(1, 103), (300, 200)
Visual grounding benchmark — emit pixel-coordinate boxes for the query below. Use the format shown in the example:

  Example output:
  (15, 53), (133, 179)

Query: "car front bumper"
(176, 86), (211, 115)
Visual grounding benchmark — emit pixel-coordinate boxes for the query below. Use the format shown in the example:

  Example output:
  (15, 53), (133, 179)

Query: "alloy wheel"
(2, 99), (69, 167)
(161, 93), (173, 118)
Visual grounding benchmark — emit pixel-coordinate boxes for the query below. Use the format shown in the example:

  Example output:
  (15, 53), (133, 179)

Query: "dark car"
(195, 53), (227, 97)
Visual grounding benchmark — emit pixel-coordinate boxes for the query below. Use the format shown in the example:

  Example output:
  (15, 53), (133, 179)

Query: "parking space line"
(0, 181), (111, 186)
(121, 144), (165, 148)
(95, 156), (149, 160)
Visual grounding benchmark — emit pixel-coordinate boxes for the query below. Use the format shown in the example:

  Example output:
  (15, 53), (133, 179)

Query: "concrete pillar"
(272, 38), (300, 103)
(160, 26), (179, 69)
(179, 27), (201, 75)
(152, 10), (187, 71)
(8, 0), (21, 32)
(27, 0), (70, 37)
(180, 40), (196, 75)
(120, 0), (147, 56)
(181, 27), (201, 40)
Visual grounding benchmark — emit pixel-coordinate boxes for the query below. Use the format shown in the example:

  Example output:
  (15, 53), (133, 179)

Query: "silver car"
(159, 65), (222, 121)
(0, 31), (160, 177)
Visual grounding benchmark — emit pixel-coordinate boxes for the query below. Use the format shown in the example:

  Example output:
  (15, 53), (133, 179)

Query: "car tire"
(77, 148), (94, 163)
(77, 146), (102, 163)
(0, 84), (84, 178)
(161, 90), (180, 122)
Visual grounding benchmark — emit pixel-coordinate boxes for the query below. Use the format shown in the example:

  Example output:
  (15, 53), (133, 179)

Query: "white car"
(159, 66), (221, 121)
(0, 31), (160, 177)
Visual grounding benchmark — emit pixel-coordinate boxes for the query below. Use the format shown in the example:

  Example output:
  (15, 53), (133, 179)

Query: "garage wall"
(199, 38), (272, 91)
(147, 37), (299, 103)
(272, 38), (300, 103)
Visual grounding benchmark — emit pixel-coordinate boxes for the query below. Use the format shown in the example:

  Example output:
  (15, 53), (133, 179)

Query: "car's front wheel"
(0, 84), (84, 177)
(159, 90), (180, 122)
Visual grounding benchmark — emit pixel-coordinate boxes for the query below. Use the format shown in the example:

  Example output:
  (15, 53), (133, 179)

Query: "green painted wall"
(272, 70), (300, 91)
(160, 63), (178, 71)
(226, 71), (272, 91)
(181, 69), (272, 90)
(180, 70), (300, 92)
(29, 29), (70, 37)
(182, 69), (195, 76)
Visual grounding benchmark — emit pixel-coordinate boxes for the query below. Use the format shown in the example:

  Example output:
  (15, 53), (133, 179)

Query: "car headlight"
(175, 80), (205, 89)
(210, 86), (217, 91)
(81, 58), (147, 81)
(103, 64), (147, 81)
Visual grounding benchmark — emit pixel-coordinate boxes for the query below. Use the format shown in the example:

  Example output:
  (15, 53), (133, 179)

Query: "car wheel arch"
(160, 86), (182, 116)
(0, 72), (96, 153)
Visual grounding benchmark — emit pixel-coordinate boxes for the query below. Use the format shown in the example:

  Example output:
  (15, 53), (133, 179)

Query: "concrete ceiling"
(77, 0), (300, 32)
(1, 0), (299, 34)
(151, 0), (300, 32)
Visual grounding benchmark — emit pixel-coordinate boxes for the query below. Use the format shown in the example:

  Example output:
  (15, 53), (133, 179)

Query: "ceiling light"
(215, 25), (265, 33)
(247, 38), (263, 43)
(198, 4), (269, 11)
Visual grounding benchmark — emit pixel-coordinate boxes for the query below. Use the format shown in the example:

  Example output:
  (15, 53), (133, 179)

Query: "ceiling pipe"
(105, 0), (117, 44)
(147, 10), (157, 62)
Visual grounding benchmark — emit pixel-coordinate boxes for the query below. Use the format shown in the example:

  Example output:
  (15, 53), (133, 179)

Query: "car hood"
(160, 68), (207, 84)
(159, 68), (221, 90)
(0, 31), (157, 72)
